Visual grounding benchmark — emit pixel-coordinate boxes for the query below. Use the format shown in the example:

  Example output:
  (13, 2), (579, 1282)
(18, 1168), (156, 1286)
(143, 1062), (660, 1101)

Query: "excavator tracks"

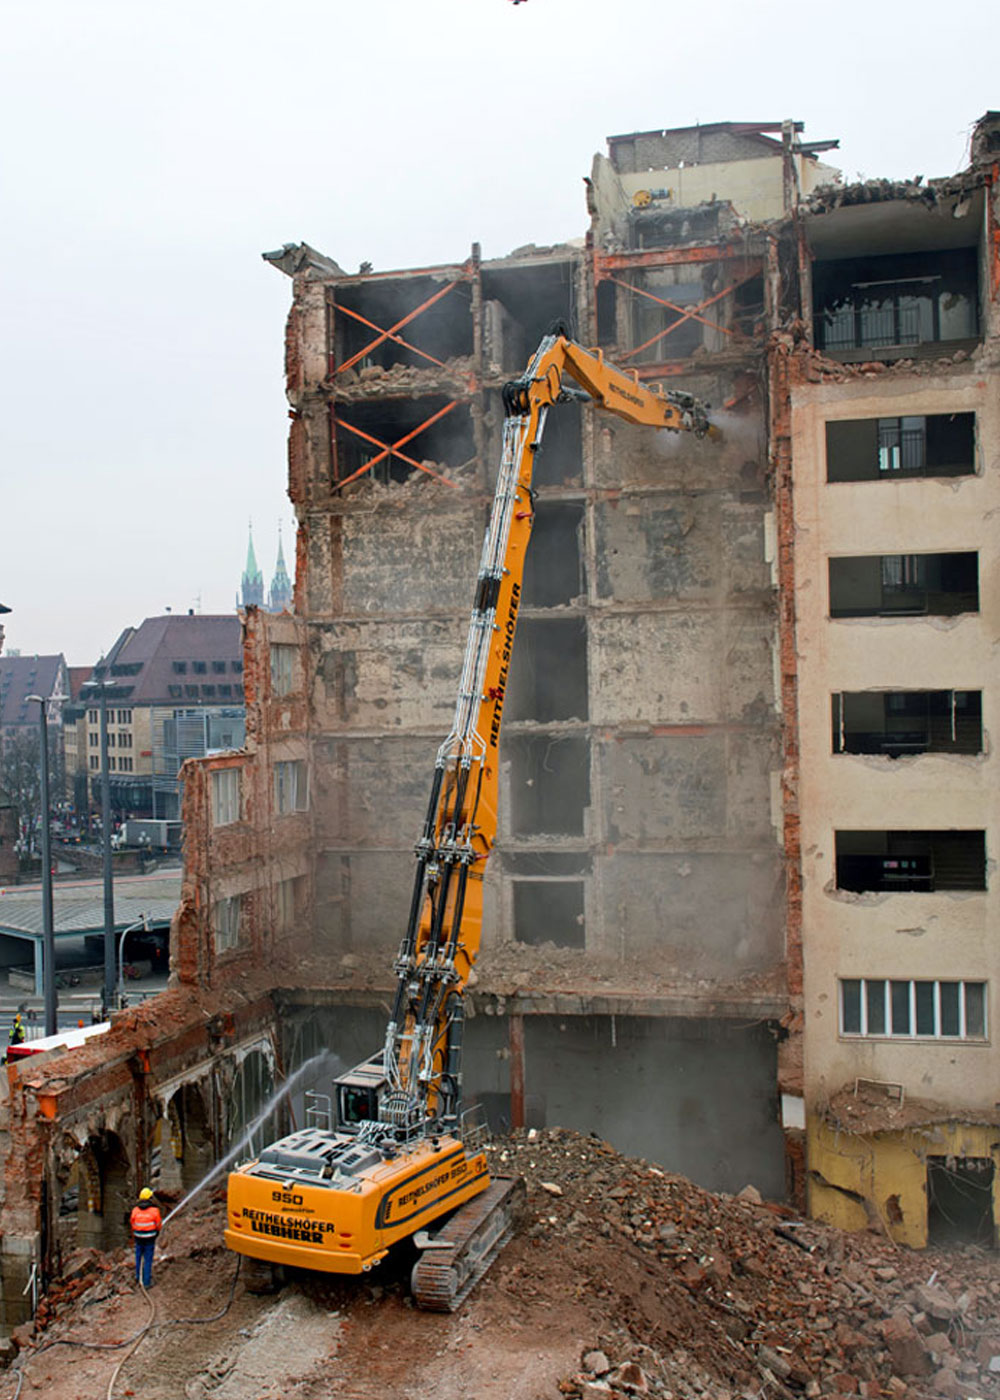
(411, 1175), (526, 1312)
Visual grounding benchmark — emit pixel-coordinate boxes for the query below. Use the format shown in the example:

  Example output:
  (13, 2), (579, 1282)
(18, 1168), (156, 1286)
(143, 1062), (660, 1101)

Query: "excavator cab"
(333, 1052), (387, 1132)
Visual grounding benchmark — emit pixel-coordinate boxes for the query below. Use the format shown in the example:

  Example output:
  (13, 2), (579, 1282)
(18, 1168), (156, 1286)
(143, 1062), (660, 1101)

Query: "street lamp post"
(25, 696), (58, 1036)
(82, 679), (120, 1016)
(118, 914), (149, 1009)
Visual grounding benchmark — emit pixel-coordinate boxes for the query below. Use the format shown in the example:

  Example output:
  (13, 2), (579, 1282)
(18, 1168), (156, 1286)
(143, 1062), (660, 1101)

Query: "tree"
(0, 724), (64, 851)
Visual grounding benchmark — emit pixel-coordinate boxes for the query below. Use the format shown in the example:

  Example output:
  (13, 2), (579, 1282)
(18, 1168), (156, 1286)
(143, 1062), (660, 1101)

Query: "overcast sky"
(1, 0), (993, 666)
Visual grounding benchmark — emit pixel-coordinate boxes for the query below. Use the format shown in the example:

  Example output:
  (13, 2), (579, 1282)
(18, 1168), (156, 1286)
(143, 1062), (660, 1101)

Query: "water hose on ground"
(5, 1255), (242, 1400)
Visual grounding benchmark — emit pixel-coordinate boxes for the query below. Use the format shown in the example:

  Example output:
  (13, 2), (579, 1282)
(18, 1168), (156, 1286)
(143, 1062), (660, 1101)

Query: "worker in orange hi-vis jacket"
(130, 1187), (162, 1288)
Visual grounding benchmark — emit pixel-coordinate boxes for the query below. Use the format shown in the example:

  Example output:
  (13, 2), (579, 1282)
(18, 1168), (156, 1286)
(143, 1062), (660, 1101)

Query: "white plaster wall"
(791, 371), (1000, 1112)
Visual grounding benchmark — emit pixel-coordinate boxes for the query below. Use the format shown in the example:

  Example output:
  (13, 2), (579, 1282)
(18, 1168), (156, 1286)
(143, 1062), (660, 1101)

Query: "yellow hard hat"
(139, 1187), (154, 1201)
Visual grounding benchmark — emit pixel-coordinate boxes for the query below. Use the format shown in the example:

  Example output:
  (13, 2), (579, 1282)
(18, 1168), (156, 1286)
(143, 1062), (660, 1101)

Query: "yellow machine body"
(226, 1135), (488, 1275)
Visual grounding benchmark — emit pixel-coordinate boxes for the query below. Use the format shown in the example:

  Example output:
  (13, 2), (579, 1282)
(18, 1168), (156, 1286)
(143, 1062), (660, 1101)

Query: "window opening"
(512, 879), (585, 948)
(826, 413), (975, 482)
(926, 1157), (995, 1246)
(832, 690), (982, 756)
(274, 760), (308, 815)
(214, 895), (241, 952)
(211, 769), (240, 827)
(270, 644), (297, 698)
(814, 249), (978, 354)
(829, 552), (978, 618)
(835, 830), (986, 892)
(840, 978), (987, 1040)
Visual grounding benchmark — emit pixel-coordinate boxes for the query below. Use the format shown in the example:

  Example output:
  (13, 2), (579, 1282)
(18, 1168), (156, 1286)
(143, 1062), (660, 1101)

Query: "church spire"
(269, 525), (293, 612)
(239, 521), (265, 608)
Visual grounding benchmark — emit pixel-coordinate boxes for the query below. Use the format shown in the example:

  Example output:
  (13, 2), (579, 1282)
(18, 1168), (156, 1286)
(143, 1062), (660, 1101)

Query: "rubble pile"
(5, 1130), (998, 1400)
(486, 1130), (1000, 1400)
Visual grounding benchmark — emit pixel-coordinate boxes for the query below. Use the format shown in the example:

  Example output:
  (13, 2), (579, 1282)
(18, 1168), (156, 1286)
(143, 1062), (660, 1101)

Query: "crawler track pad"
(411, 1175), (526, 1312)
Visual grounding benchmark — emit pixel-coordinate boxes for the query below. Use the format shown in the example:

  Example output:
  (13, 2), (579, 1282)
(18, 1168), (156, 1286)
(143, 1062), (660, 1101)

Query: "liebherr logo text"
(609, 383), (643, 407)
(241, 1207), (336, 1244)
(489, 582), (520, 750)
(394, 1158), (469, 1213)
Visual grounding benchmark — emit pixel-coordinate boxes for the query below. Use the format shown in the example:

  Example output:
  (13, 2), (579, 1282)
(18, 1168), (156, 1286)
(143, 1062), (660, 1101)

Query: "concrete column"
(157, 1106), (183, 1194)
(509, 1013), (525, 1129)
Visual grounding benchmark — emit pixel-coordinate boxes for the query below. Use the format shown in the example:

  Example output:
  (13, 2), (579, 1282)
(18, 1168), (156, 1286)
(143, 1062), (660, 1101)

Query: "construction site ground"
(6, 1129), (999, 1400)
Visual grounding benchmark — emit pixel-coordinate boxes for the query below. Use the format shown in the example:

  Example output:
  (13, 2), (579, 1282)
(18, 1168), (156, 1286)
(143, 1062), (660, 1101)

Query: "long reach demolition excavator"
(225, 330), (715, 1309)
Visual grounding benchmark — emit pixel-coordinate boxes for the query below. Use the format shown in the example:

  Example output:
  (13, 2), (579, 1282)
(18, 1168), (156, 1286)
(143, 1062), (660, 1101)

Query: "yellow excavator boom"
(225, 332), (713, 1307)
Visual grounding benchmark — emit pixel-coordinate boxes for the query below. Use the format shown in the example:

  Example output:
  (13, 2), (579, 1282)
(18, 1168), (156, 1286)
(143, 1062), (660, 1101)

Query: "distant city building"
(0, 654), (68, 751)
(239, 525), (294, 613)
(80, 615), (246, 820)
(269, 530), (293, 612)
(239, 526), (265, 609)
(62, 665), (95, 808)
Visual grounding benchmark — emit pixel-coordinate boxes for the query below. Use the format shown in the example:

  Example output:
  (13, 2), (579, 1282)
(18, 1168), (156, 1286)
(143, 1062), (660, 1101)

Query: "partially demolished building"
(1, 112), (997, 1327)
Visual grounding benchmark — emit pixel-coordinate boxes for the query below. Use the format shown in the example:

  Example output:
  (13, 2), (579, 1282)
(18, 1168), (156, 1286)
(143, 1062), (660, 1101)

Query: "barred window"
(211, 768), (240, 827)
(840, 978), (987, 1040)
(214, 896), (241, 953)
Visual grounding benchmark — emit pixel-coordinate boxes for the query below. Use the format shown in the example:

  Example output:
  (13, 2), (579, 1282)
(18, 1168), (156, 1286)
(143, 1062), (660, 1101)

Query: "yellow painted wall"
(808, 1116), (1000, 1248)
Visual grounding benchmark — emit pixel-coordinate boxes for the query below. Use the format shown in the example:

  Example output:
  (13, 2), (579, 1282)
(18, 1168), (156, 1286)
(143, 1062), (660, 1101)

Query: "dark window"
(185, 685), (199, 699)
(512, 879), (585, 948)
(832, 690), (982, 756)
(841, 979), (861, 1033)
(332, 396), (476, 487)
(521, 503), (584, 608)
(480, 263), (575, 370)
(891, 981), (910, 1034)
(826, 413), (975, 482)
(332, 274), (473, 373)
(835, 830), (986, 892)
(814, 249), (978, 355)
(829, 552), (978, 618)
(201, 685), (216, 697)
(212, 660), (227, 674)
(168, 685), (182, 699)
(531, 401), (582, 489)
(192, 661), (207, 675)
(173, 661), (187, 675)
(509, 735), (589, 836)
(866, 980), (886, 1035)
(218, 684), (232, 698)
(232, 661), (243, 674)
(927, 1156), (995, 1246)
(506, 618), (588, 723)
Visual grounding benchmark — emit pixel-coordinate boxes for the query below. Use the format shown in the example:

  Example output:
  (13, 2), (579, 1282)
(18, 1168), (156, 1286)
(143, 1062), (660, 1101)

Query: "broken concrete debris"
(8, 1129), (1000, 1400)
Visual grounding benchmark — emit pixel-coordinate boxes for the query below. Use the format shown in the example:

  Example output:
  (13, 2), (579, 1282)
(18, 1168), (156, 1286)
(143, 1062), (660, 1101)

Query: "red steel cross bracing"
(607, 265), (762, 361)
(332, 401), (460, 489)
(331, 280), (460, 377)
